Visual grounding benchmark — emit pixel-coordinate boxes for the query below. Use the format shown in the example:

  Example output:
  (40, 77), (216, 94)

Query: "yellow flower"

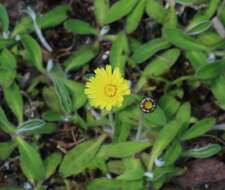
(85, 65), (130, 111)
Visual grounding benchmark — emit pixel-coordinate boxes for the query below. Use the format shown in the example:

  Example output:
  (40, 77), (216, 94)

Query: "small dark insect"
(140, 97), (157, 113)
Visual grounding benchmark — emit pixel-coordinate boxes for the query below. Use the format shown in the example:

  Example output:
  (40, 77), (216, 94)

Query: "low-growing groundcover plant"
(0, 0), (225, 189)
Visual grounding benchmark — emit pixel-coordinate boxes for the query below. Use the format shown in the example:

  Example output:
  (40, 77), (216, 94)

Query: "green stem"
(136, 112), (144, 141)
(108, 112), (115, 136)
(165, 75), (197, 91)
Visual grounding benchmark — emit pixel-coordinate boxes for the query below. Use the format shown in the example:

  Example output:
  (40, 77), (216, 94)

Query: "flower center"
(143, 101), (153, 110)
(104, 84), (117, 97)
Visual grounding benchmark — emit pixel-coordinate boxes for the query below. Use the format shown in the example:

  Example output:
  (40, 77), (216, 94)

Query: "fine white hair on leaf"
(144, 172), (154, 181)
(100, 26), (110, 36)
(106, 173), (112, 179)
(2, 31), (10, 39)
(15, 34), (21, 41)
(207, 53), (216, 63)
(154, 157), (165, 167)
(47, 59), (54, 72)
(23, 7), (53, 52)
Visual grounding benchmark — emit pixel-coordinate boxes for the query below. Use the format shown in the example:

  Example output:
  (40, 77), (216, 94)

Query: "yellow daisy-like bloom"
(85, 65), (130, 111)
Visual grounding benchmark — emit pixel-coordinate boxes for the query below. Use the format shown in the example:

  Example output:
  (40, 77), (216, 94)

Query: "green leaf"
(0, 49), (16, 70)
(125, 0), (146, 33)
(16, 136), (45, 182)
(117, 158), (144, 180)
(3, 82), (23, 124)
(148, 120), (181, 170)
(21, 34), (44, 72)
(28, 123), (59, 135)
(176, 102), (191, 132)
(44, 152), (62, 178)
(186, 0), (220, 34)
(94, 0), (109, 26)
(145, 0), (166, 23)
(163, 26), (209, 51)
(64, 19), (97, 35)
(0, 141), (16, 160)
(181, 117), (215, 141)
(16, 119), (46, 134)
(12, 5), (70, 36)
(187, 20), (211, 35)
(159, 94), (181, 119)
(196, 61), (225, 80)
(87, 178), (142, 190)
(186, 50), (208, 71)
(63, 79), (87, 110)
(0, 107), (15, 134)
(65, 44), (99, 72)
(42, 111), (62, 122)
(97, 141), (151, 160)
(0, 49), (17, 87)
(0, 4), (9, 32)
(110, 31), (129, 74)
(42, 87), (62, 113)
(152, 166), (184, 183)
(104, 0), (138, 24)
(0, 188), (23, 190)
(182, 144), (221, 158)
(143, 48), (180, 77)
(137, 48), (180, 91)
(131, 38), (171, 64)
(59, 134), (106, 177)
(163, 141), (182, 166)
(163, 6), (177, 28)
(0, 39), (14, 49)
(176, 0), (208, 5)
(38, 5), (70, 29)
(112, 121), (131, 143)
(211, 74), (225, 110)
(52, 77), (73, 114)
(144, 106), (167, 127)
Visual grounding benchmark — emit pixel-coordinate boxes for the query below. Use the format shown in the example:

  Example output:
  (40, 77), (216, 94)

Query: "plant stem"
(108, 112), (115, 136)
(136, 112), (144, 141)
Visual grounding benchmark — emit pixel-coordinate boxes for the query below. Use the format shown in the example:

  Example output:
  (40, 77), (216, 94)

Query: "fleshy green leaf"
(110, 31), (129, 74)
(59, 134), (106, 177)
(0, 107), (15, 134)
(181, 117), (215, 141)
(94, 0), (109, 26)
(0, 4), (9, 32)
(64, 19), (97, 35)
(97, 141), (151, 160)
(196, 61), (225, 80)
(211, 74), (225, 110)
(131, 38), (171, 64)
(21, 34), (44, 72)
(3, 82), (23, 124)
(0, 141), (16, 160)
(104, 0), (138, 24)
(44, 152), (62, 178)
(163, 26), (209, 51)
(148, 120), (181, 170)
(182, 144), (221, 158)
(0, 49), (17, 87)
(125, 0), (146, 33)
(52, 77), (73, 114)
(16, 119), (46, 134)
(65, 44), (99, 72)
(16, 136), (45, 182)
(145, 0), (166, 23)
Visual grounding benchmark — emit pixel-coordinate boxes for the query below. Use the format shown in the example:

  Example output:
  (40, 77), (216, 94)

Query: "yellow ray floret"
(85, 65), (130, 111)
